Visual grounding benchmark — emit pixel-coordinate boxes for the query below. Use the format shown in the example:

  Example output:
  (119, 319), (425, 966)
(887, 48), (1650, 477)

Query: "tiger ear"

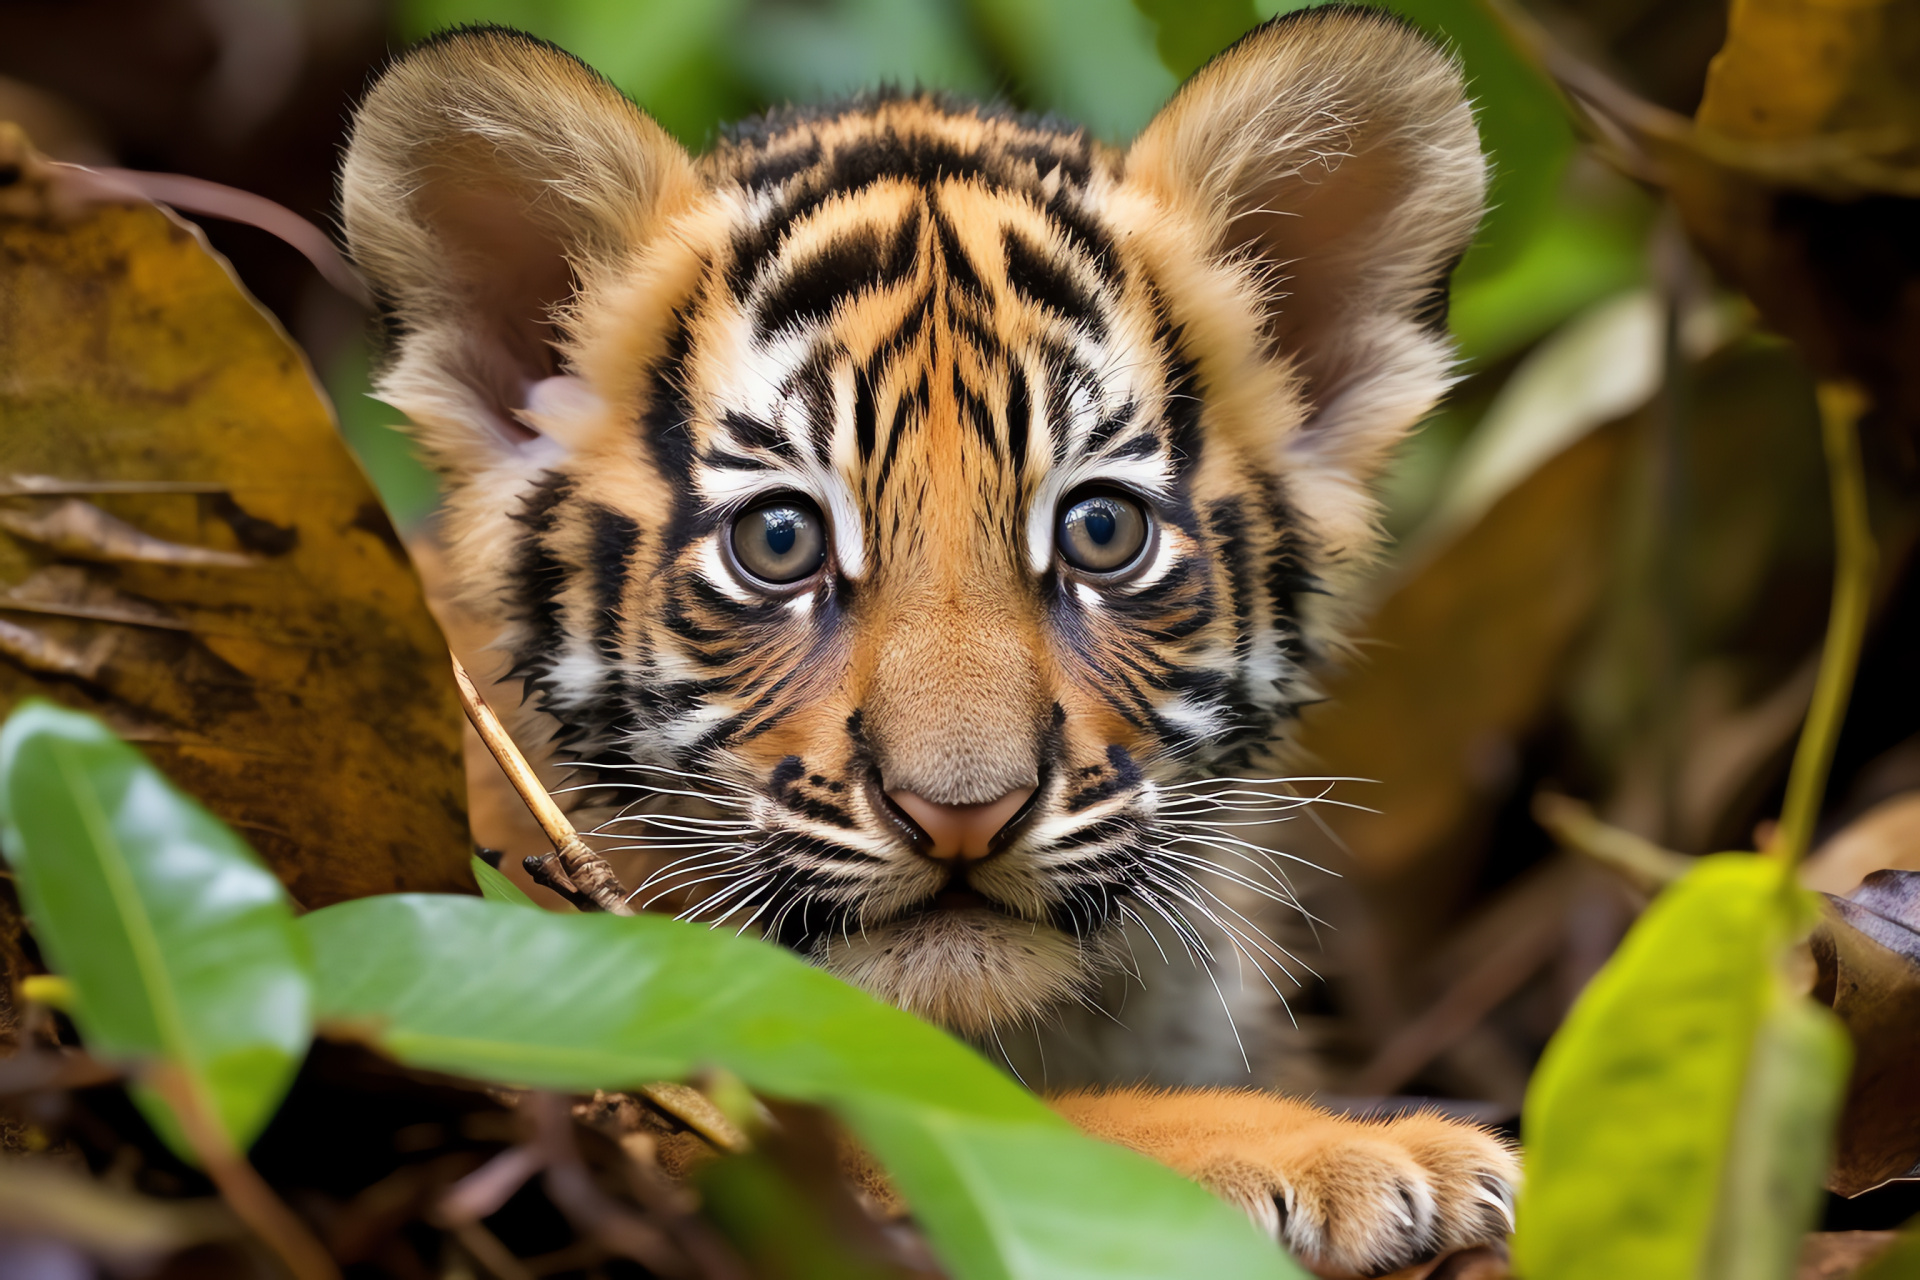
(1124, 7), (1486, 480)
(340, 27), (697, 476)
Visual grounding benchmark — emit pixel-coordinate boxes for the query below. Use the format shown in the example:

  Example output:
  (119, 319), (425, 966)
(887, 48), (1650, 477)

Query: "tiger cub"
(341, 9), (1516, 1271)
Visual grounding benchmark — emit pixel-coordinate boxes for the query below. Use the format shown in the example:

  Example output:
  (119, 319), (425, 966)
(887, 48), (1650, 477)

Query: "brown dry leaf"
(1293, 417), (1630, 880)
(0, 127), (468, 906)
(1810, 870), (1920, 1196)
(1511, 0), (1920, 429)
(1800, 1232), (1904, 1280)
(1804, 792), (1920, 896)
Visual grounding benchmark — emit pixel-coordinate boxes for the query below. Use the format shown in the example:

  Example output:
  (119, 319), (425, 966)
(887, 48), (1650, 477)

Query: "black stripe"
(1006, 364), (1031, 481)
(933, 208), (984, 297)
(853, 365), (878, 461)
(1003, 227), (1103, 336)
(585, 503), (640, 657)
(721, 410), (790, 457)
(874, 391), (913, 501)
(1044, 190), (1118, 282)
(754, 208), (922, 338)
(954, 367), (997, 453)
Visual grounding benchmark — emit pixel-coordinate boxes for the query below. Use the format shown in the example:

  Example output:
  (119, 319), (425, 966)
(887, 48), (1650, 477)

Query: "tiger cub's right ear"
(340, 27), (696, 476)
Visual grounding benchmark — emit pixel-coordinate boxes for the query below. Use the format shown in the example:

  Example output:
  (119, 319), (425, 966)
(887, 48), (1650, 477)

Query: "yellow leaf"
(0, 130), (468, 906)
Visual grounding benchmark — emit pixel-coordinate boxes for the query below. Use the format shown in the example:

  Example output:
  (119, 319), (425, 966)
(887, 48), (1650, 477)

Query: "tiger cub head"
(341, 9), (1485, 1035)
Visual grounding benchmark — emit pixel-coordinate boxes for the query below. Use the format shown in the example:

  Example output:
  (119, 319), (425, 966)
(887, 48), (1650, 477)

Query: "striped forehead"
(681, 130), (1183, 581)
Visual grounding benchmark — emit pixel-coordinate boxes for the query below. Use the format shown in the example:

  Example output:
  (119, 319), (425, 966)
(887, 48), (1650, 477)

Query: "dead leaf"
(1800, 1232), (1903, 1280)
(1805, 793), (1920, 896)
(1295, 414), (1629, 881)
(1810, 870), (1920, 1195)
(0, 128), (469, 906)
(1504, 0), (1920, 432)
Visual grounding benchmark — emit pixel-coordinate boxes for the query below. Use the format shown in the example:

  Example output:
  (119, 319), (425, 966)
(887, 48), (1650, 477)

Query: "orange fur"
(1052, 1089), (1517, 1274)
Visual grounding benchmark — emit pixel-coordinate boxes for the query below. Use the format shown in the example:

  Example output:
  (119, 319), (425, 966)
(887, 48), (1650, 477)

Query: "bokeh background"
(6, 0), (1916, 1166)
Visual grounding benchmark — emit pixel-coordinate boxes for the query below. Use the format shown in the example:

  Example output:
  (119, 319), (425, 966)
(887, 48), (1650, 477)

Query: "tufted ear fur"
(340, 26), (697, 481)
(1124, 6), (1486, 484)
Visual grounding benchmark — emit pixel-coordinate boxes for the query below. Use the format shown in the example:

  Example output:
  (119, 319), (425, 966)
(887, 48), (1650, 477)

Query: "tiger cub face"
(342, 10), (1484, 1035)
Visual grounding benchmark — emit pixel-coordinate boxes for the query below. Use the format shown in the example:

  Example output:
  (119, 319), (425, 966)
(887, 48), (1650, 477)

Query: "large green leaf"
(302, 894), (1303, 1280)
(0, 700), (311, 1158)
(1514, 854), (1850, 1280)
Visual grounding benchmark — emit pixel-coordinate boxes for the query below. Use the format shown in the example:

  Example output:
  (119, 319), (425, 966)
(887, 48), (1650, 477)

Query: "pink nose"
(887, 787), (1034, 862)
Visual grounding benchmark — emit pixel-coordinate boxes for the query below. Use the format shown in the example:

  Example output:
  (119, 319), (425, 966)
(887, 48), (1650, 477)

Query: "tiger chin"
(340, 7), (1518, 1273)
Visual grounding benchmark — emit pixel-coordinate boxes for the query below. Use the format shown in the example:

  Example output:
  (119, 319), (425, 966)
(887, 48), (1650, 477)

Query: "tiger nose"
(887, 787), (1034, 863)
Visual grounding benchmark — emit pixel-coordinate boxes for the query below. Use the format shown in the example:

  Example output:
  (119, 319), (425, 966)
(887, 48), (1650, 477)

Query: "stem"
(1772, 383), (1876, 868)
(149, 1067), (340, 1280)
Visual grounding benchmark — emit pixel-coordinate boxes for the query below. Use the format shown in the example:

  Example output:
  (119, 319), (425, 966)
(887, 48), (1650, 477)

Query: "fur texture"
(341, 10), (1508, 1268)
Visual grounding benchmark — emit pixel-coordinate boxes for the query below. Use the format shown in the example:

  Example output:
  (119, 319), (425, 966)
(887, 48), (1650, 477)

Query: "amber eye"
(1057, 490), (1150, 575)
(730, 496), (827, 586)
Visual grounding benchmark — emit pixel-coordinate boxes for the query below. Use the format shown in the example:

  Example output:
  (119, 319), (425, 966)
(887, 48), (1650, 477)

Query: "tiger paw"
(1050, 1089), (1518, 1277)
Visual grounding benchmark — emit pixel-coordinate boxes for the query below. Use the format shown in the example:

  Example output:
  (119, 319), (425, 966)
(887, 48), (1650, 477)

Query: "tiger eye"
(1057, 491), (1150, 575)
(730, 496), (827, 585)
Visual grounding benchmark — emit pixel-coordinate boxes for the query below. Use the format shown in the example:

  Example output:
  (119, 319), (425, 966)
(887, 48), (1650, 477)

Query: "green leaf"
(303, 894), (1303, 1280)
(1514, 854), (1851, 1280)
(1704, 990), (1851, 1280)
(1134, 0), (1260, 79)
(0, 700), (311, 1158)
(397, 0), (755, 146)
(967, 0), (1177, 143)
(470, 854), (537, 908)
(699, 1150), (904, 1280)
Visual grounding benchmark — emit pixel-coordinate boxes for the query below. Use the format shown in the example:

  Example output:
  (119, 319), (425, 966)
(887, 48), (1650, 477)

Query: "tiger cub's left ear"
(1124, 6), (1487, 481)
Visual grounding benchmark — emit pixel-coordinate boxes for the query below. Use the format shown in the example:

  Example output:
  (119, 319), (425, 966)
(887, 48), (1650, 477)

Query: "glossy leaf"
(1514, 854), (1850, 1280)
(0, 141), (470, 906)
(0, 700), (311, 1158)
(470, 854), (538, 908)
(302, 894), (1304, 1280)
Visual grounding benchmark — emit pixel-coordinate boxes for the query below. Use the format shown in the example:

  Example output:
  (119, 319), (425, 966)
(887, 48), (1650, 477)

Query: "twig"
(449, 656), (634, 915)
(1533, 792), (1692, 894)
(526, 1093), (693, 1276)
(449, 1221), (536, 1280)
(435, 1145), (546, 1225)
(1348, 894), (1566, 1098)
(0, 1044), (120, 1096)
(148, 1065), (341, 1280)
(1772, 384), (1877, 869)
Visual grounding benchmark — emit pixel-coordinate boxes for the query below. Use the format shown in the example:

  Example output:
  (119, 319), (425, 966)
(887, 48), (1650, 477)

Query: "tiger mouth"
(928, 886), (993, 912)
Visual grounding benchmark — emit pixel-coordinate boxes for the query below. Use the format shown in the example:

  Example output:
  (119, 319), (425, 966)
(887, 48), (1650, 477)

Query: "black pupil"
(764, 510), (798, 555)
(1084, 505), (1116, 545)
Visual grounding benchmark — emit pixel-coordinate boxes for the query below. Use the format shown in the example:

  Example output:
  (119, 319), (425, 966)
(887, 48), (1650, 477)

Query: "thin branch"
(147, 1066), (340, 1280)
(450, 656), (634, 915)
(1533, 791), (1691, 894)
